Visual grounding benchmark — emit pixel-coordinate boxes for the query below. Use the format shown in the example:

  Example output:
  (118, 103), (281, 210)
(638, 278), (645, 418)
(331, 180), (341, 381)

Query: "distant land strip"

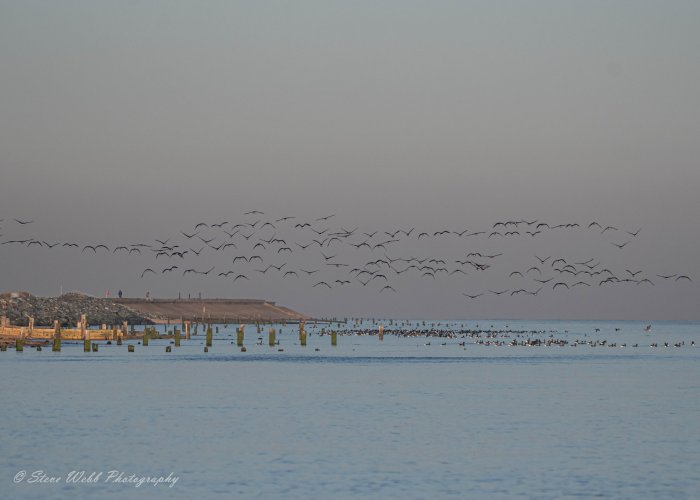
(111, 297), (309, 323)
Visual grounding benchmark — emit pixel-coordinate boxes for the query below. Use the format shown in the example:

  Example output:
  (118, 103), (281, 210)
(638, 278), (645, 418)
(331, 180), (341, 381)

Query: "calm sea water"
(2, 319), (699, 499)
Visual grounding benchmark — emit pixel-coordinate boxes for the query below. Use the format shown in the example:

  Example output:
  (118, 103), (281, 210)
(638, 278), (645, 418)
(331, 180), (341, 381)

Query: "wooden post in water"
(331, 331), (337, 346)
(185, 321), (191, 340)
(378, 323), (384, 341)
(16, 338), (24, 352)
(206, 325), (213, 347)
(143, 327), (149, 346)
(80, 314), (87, 341)
(84, 339), (91, 352)
(174, 327), (181, 347)
(268, 328), (276, 347)
(300, 327), (307, 346)
(128, 344), (134, 352)
(236, 325), (244, 347)
(91, 343), (98, 352)
(53, 320), (61, 352)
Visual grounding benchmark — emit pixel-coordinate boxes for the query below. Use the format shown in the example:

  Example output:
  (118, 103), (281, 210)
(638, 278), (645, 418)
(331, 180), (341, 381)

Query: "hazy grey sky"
(1, 1), (698, 319)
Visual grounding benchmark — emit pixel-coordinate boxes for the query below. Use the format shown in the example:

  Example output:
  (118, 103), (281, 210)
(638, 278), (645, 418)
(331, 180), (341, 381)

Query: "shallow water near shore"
(2, 319), (699, 499)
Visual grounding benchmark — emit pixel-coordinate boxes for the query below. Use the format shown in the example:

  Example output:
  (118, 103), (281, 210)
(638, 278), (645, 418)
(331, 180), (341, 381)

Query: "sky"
(0, 1), (698, 319)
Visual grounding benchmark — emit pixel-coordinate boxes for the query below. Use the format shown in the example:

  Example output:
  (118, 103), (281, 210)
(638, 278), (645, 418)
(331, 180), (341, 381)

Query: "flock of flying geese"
(0, 213), (693, 300)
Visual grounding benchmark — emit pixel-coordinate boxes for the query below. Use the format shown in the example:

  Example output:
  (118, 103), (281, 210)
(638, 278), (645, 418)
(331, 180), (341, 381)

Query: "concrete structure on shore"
(112, 298), (308, 323)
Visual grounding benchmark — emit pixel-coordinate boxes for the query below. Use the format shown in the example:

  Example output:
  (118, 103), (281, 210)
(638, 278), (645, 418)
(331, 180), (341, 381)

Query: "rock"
(0, 292), (153, 327)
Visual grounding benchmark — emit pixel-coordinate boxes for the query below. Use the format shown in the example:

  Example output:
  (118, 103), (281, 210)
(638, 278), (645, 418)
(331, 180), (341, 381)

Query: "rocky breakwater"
(0, 291), (154, 327)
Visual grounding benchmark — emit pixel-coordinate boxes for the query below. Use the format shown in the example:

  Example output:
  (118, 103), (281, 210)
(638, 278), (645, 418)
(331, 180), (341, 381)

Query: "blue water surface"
(2, 319), (699, 499)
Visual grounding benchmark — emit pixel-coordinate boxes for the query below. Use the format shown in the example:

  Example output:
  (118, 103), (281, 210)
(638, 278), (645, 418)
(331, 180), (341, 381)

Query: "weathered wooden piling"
(185, 321), (191, 340)
(174, 327), (181, 347)
(142, 328), (149, 346)
(269, 328), (276, 347)
(91, 343), (98, 352)
(206, 326), (213, 347)
(16, 339), (24, 352)
(165, 346), (171, 353)
(236, 325), (244, 347)
(53, 320), (61, 351)
(331, 331), (337, 346)
(300, 329), (307, 346)
(378, 324), (384, 341)
(204, 346), (209, 353)
(128, 344), (135, 352)
(84, 339), (91, 352)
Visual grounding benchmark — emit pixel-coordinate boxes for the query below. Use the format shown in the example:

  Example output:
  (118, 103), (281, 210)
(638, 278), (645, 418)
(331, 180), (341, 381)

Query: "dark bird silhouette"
(14, 219), (34, 224)
(244, 210), (264, 215)
(675, 275), (693, 282)
(232, 274), (249, 282)
(316, 214), (335, 221)
(601, 226), (618, 234)
(312, 281), (332, 288)
(283, 271), (298, 278)
(626, 269), (642, 277)
(535, 255), (551, 264)
(141, 268), (156, 278)
(162, 266), (179, 273)
(462, 293), (483, 299)
(300, 269), (319, 275)
(489, 290), (509, 296)
(656, 274), (677, 280)
(509, 271), (524, 278)
(611, 241), (630, 249)
(181, 231), (199, 239)
(553, 282), (569, 290)
(626, 228), (641, 237)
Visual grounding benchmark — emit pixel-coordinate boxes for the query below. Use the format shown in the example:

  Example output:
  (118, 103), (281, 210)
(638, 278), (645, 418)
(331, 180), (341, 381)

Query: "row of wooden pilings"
(3, 315), (362, 352)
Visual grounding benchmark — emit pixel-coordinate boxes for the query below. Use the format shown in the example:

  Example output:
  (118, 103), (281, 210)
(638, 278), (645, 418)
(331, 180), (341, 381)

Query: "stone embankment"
(0, 292), (152, 327)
